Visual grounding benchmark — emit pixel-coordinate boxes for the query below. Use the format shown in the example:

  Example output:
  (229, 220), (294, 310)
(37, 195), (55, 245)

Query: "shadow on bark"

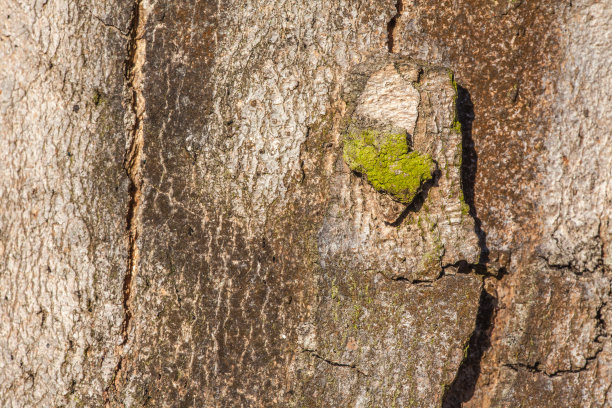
(442, 288), (497, 407)
(385, 166), (441, 227)
(457, 85), (489, 265)
(441, 85), (496, 407)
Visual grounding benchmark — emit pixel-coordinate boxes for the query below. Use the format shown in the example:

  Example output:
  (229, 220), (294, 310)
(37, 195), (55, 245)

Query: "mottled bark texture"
(1, 0), (610, 407)
(1, 1), (132, 406)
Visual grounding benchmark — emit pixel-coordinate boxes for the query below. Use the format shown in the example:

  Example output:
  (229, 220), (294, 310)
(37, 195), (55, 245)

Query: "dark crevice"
(441, 84), (498, 407)
(387, 0), (403, 53)
(390, 275), (438, 286)
(381, 260), (475, 286)
(415, 66), (424, 84)
(106, 0), (145, 405)
(442, 288), (497, 407)
(121, 0), (144, 347)
(537, 251), (605, 274)
(298, 126), (310, 183)
(442, 260), (473, 274)
(457, 85), (489, 265)
(303, 350), (368, 376)
(537, 254), (574, 271)
(503, 357), (598, 377)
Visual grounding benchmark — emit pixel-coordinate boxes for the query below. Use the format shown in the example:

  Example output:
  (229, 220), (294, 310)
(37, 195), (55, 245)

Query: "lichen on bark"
(3, 0), (611, 407)
(343, 129), (434, 204)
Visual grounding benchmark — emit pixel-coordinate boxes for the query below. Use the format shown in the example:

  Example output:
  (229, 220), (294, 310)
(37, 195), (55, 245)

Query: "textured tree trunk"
(1, 0), (610, 407)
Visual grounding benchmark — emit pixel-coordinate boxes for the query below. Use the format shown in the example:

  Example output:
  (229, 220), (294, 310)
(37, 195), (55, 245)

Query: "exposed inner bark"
(110, 0), (147, 402)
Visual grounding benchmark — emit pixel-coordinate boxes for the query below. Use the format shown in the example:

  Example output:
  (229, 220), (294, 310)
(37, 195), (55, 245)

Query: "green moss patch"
(343, 129), (434, 204)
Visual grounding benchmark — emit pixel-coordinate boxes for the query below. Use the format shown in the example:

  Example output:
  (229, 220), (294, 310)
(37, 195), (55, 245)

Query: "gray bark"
(1, 0), (610, 407)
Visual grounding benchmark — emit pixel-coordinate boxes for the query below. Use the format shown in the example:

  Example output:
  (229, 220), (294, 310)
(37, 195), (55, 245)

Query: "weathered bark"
(1, 0), (610, 407)
(1, 1), (132, 406)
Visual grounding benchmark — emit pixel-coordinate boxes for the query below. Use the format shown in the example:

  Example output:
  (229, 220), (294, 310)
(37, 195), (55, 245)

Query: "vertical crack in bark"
(441, 83), (497, 407)
(122, 0), (146, 350)
(387, 0), (404, 53)
(456, 84), (489, 265)
(442, 288), (497, 407)
(106, 0), (147, 404)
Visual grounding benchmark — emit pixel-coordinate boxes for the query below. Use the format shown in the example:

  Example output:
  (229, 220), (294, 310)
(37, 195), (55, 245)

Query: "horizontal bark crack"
(302, 349), (368, 376)
(93, 16), (130, 38)
(503, 335), (609, 378)
(376, 259), (487, 286)
(502, 360), (595, 377)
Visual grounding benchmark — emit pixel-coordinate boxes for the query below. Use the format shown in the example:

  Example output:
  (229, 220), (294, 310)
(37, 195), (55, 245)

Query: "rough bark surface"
(1, 0), (610, 407)
(1, 1), (133, 406)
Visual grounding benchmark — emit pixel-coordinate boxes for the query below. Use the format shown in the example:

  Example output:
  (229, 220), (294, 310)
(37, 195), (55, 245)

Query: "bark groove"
(110, 0), (148, 403)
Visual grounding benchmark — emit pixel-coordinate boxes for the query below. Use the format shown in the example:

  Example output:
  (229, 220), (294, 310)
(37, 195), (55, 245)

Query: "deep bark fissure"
(441, 84), (498, 407)
(457, 85), (489, 265)
(107, 0), (146, 403)
(442, 288), (497, 408)
(122, 0), (146, 351)
(386, 0), (403, 53)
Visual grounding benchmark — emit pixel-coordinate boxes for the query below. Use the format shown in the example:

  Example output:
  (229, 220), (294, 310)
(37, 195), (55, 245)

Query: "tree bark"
(1, 0), (610, 407)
